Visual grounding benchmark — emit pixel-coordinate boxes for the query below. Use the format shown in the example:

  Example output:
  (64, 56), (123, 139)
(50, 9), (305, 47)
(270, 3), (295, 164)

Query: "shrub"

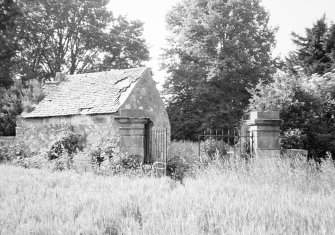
(72, 150), (93, 172)
(48, 131), (83, 160)
(21, 80), (45, 113)
(90, 138), (119, 166)
(166, 156), (190, 182)
(87, 138), (147, 176)
(0, 143), (12, 163)
(15, 154), (48, 169)
(169, 141), (201, 167)
(120, 154), (142, 170)
(49, 152), (72, 171)
(280, 128), (306, 149)
(0, 80), (45, 136)
(100, 153), (144, 176)
(103, 138), (119, 159)
(0, 84), (23, 136)
(202, 138), (228, 160)
(0, 141), (31, 163)
(90, 146), (104, 166)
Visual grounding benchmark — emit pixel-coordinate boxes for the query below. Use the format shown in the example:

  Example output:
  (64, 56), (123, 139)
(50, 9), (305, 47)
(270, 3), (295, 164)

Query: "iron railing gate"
(198, 129), (254, 158)
(150, 128), (168, 164)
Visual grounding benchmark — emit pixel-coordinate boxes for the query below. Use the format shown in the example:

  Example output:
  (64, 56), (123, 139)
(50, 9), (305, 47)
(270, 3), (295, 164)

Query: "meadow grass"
(169, 140), (199, 162)
(1, 155), (335, 234)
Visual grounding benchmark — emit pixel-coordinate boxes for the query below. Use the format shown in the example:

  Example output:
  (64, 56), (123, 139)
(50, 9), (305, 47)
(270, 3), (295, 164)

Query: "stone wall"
(120, 69), (171, 162)
(0, 136), (15, 146)
(247, 111), (282, 157)
(16, 114), (119, 154)
(120, 69), (170, 130)
(115, 117), (149, 162)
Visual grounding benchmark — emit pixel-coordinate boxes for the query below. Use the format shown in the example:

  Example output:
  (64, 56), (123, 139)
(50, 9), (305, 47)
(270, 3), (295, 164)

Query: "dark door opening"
(144, 121), (153, 163)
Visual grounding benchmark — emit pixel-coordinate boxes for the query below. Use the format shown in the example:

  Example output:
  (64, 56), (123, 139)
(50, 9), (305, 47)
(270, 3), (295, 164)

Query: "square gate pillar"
(115, 117), (150, 163)
(247, 111), (282, 158)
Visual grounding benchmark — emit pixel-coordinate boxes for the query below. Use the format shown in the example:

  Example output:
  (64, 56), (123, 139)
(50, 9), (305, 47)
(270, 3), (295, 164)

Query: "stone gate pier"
(247, 111), (283, 158)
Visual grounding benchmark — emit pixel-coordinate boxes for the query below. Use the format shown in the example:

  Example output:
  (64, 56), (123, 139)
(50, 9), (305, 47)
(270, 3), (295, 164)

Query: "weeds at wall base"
(1, 138), (335, 184)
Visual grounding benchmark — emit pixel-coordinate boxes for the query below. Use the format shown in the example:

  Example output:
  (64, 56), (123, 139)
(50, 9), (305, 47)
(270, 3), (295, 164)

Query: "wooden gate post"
(246, 111), (283, 158)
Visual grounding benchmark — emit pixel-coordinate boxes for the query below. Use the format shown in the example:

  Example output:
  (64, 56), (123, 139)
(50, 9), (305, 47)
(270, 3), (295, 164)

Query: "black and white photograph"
(1, 0), (335, 234)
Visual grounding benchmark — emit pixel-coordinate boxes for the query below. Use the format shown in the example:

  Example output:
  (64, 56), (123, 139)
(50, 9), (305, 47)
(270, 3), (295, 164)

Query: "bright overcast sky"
(107, 0), (335, 87)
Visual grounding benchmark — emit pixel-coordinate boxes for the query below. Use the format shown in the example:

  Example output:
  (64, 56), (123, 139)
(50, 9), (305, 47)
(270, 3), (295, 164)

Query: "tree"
(97, 16), (150, 70)
(0, 0), (21, 87)
(287, 16), (335, 75)
(0, 85), (22, 136)
(0, 0), (150, 136)
(13, 0), (149, 81)
(163, 0), (277, 140)
(0, 80), (44, 136)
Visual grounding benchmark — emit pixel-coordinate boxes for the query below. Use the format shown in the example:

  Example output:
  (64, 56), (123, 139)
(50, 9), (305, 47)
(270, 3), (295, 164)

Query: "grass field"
(1, 156), (335, 235)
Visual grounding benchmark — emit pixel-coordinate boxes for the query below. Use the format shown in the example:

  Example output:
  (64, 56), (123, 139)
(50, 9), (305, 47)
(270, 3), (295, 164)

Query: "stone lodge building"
(16, 67), (170, 163)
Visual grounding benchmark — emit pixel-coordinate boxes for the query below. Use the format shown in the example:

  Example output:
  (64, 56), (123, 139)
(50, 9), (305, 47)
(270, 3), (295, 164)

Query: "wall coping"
(250, 111), (280, 121)
(0, 136), (15, 140)
(247, 119), (283, 127)
(22, 112), (117, 119)
(115, 117), (150, 124)
(0, 136), (15, 145)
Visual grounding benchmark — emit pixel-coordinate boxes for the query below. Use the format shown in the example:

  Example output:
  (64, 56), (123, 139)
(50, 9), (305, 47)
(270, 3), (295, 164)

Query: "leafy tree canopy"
(163, 0), (277, 140)
(0, 0), (150, 135)
(287, 16), (335, 75)
(0, 0), (21, 87)
(4, 0), (149, 82)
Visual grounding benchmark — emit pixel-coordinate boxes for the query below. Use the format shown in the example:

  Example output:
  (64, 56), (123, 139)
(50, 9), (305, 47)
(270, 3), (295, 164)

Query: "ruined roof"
(23, 67), (148, 118)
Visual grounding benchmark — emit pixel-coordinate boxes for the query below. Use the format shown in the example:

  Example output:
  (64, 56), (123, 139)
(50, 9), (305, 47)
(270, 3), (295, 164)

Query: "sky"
(107, 0), (335, 87)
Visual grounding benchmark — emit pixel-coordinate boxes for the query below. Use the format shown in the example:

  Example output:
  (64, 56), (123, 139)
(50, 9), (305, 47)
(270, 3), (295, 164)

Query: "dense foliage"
(0, 0), (149, 85)
(48, 131), (84, 160)
(12, 0), (149, 82)
(248, 70), (335, 160)
(287, 16), (335, 75)
(0, 85), (22, 136)
(163, 0), (277, 140)
(0, 0), (149, 135)
(166, 156), (190, 182)
(0, 80), (44, 136)
(0, 0), (21, 87)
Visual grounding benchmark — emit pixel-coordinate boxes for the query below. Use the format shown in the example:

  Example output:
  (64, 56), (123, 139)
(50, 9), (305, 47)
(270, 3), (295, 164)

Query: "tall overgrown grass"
(1, 153), (335, 234)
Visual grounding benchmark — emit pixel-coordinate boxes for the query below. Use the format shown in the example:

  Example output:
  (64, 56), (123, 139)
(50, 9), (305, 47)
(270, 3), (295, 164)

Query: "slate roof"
(23, 67), (148, 118)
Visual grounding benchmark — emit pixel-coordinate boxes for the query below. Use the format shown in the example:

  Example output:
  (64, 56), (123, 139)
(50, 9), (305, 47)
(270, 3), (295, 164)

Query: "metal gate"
(198, 129), (254, 158)
(150, 128), (168, 163)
